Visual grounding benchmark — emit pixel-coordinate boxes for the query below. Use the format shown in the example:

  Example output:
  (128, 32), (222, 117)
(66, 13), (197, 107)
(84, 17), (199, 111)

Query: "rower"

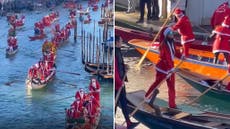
(34, 22), (40, 35)
(211, 16), (230, 64)
(89, 78), (100, 103)
(75, 88), (86, 102)
(171, 8), (195, 58)
(145, 27), (177, 111)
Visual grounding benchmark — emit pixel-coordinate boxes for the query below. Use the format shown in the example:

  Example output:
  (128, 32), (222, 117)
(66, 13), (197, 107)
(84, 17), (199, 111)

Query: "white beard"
(92, 82), (97, 88)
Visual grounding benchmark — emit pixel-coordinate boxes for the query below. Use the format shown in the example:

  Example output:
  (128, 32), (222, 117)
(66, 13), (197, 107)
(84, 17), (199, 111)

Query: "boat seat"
(172, 112), (191, 120)
(203, 122), (222, 127)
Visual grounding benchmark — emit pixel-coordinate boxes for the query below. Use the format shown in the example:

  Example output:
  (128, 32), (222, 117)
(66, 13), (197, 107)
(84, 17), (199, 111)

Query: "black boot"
(148, 89), (161, 116)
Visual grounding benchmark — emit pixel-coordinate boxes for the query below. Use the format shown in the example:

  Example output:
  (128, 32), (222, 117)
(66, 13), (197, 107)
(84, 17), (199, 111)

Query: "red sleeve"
(171, 18), (183, 31)
(159, 42), (165, 59)
(115, 58), (122, 90)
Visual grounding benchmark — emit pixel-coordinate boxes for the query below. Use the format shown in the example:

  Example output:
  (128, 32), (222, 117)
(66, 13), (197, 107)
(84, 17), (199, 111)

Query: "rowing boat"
(6, 45), (18, 56)
(124, 90), (230, 129)
(28, 33), (46, 41)
(128, 39), (229, 82)
(25, 67), (56, 90)
(116, 26), (214, 52)
(178, 69), (230, 101)
(65, 90), (101, 129)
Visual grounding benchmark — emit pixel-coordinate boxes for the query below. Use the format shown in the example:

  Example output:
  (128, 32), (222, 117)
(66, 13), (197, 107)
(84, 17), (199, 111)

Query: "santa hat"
(173, 8), (184, 17)
(222, 16), (230, 28)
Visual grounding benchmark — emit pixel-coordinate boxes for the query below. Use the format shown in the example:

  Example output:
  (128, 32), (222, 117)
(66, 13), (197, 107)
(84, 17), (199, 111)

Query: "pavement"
(115, 3), (213, 40)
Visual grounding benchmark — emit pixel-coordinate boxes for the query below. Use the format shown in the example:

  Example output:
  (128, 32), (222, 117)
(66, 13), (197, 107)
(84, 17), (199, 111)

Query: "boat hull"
(29, 34), (46, 41)
(6, 46), (18, 56)
(26, 69), (56, 90)
(128, 39), (229, 82)
(178, 69), (230, 101)
(123, 90), (230, 129)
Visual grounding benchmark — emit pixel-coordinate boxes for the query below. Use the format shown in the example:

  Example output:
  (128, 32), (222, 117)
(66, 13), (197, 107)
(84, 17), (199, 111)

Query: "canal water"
(0, 1), (113, 129)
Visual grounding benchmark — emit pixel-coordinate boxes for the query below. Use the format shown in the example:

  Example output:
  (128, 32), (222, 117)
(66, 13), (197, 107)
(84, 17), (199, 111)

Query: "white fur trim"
(166, 41), (175, 60)
(213, 50), (230, 54)
(222, 23), (230, 28)
(177, 14), (184, 19)
(213, 31), (230, 37)
(181, 38), (195, 44)
(155, 67), (174, 75)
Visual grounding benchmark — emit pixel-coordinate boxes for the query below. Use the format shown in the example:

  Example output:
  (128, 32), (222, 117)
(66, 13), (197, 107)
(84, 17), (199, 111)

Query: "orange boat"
(128, 39), (230, 82)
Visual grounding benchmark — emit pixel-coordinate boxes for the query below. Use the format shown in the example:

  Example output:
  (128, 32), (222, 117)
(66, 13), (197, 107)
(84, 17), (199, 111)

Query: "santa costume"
(145, 27), (176, 108)
(171, 8), (195, 58)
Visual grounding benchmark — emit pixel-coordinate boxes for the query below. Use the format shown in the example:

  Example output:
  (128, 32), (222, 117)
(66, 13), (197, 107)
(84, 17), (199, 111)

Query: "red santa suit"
(89, 78), (100, 103)
(55, 24), (61, 33)
(171, 8), (195, 57)
(212, 17), (230, 56)
(212, 16), (230, 69)
(38, 21), (44, 30)
(7, 36), (17, 47)
(85, 97), (98, 123)
(145, 27), (176, 108)
(70, 100), (84, 119)
(64, 28), (70, 40)
(75, 89), (86, 101)
(211, 2), (230, 29)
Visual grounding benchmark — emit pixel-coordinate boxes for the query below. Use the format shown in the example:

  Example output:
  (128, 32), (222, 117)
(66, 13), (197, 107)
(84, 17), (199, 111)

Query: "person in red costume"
(145, 27), (177, 108)
(71, 99), (84, 119)
(7, 36), (17, 49)
(211, 16), (230, 91)
(211, 16), (230, 64)
(64, 26), (71, 40)
(75, 88), (86, 101)
(211, 2), (230, 29)
(55, 24), (61, 33)
(89, 78), (100, 103)
(11, 37), (17, 48)
(85, 97), (97, 124)
(171, 8), (195, 58)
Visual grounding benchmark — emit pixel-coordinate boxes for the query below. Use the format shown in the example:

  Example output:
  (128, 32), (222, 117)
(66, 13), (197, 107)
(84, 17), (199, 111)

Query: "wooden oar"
(57, 79), (78, 87)
(122, 59), (184, 126)
(195, 25), (211, 35)
(4, 80), (24, 86)
(43, 95), (75, 104)
(135, 0), (181, 71)
(187, 73), (229, 105)
(56, 70), (80, 76)
(115, 71), (128, 107)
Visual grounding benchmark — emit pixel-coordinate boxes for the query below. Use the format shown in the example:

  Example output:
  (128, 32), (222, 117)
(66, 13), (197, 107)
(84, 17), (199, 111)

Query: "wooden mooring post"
(73, 19), (77, 42)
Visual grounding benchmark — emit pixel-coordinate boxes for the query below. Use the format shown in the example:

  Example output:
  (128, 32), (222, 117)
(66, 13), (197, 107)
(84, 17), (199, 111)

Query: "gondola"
(28, 33), (46, 41)
(6, 45), (18, 56)
(178, 68), (230, 101)
(65, 90), (101, 129)
(128, 39), (229, 82)
(25, 67), (56, 90)
(116, 26), (213, 52)
(124, 90), (230, 129)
